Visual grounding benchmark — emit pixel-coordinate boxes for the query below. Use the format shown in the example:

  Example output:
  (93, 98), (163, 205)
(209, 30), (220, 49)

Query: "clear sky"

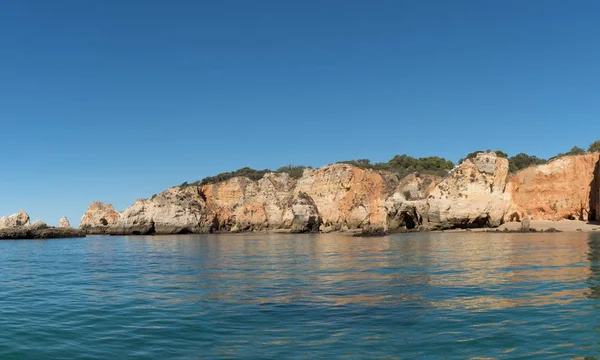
(2, 0), (600, 225)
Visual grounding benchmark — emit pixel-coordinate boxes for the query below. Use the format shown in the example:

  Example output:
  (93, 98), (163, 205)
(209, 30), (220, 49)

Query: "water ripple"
(0, 232), (599, 358)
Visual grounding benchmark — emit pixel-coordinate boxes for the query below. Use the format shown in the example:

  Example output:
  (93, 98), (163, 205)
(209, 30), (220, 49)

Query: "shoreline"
(2, 219), (598, 240)
(86, 219), (600, 237)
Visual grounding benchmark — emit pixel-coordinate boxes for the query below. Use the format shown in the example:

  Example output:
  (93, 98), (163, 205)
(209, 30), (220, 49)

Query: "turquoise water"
(1, 233), (600, 359)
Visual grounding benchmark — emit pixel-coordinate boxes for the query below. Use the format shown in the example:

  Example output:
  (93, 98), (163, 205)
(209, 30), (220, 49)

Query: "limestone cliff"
(506, 153), (600, 221)
(201, 173), (297, 232)
(295, 164), (398, 229)
(427, 153), (511, 228)
(78, 152), (600, 235)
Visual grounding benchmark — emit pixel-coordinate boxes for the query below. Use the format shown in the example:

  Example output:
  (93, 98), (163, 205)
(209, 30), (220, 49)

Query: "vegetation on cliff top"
(180, 139), (600, 187)
(181, 165), (309, 187)
(459, 150), (546, 173)
(338, 155), (455, 178)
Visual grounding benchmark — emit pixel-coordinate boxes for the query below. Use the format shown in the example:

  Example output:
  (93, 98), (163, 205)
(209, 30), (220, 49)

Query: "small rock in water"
(354, 226), (388, 237)
(521, 218), (531, 231)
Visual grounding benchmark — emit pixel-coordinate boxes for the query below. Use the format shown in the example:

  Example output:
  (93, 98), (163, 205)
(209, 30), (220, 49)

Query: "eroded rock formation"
(506, 153), (600, 221)
(0, 210), (30, 228)
(59, 216), (71, 228)
(427, 152), (511, 228)
(80, 202), (121, 234)
(0, 211), (84, 239)
(78, 152), (600, 235)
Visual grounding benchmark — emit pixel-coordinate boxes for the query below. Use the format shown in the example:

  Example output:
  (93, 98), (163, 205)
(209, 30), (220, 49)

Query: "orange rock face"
(80, 201), (121, 228)
(200, 174), (295, 231)
(295, 164), (396, 228)
(507, 153), (600, 221)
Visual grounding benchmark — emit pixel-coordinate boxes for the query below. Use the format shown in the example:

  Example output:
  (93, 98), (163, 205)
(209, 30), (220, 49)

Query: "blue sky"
(1, 0), (600, 225)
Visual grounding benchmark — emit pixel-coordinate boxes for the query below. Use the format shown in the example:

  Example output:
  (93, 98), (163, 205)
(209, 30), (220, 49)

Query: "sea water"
(0, 232), (598, 359)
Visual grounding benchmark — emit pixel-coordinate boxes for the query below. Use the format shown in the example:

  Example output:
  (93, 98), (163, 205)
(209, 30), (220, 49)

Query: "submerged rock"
(521, 218), (531, 231)
(353, 225), (388, 237)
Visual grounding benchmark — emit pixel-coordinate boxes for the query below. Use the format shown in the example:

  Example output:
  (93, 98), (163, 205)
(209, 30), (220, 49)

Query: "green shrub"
(589, 141), (600, 153)
(550, 146), (587, 160)
(508, 153), (546, 173)
(275, 165), (307, 179)
(339, 154), (454, 179)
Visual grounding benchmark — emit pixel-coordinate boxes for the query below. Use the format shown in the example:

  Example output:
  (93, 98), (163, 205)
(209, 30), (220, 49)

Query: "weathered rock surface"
(427, 153), (511, 228)
(385, 173), (442, 231)
(295, 164), (398, 229)
(506, 153), (600, 221)
(77, 152), (600, 235)
(30, 220), (47, 229)
(0, 215), (84, 240)
(80, 202), (121, 233)
(0, 225), (85, 239)
(290, 192), (321, 233)
(0, 210), (30, 229)
(202, 173), (296, 232)
(118, 186), (214, 235)
(59, 216), (71, 228)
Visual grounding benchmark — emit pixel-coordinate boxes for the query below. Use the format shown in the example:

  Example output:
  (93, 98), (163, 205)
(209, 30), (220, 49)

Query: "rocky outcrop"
(385, 173), (442, 230)
(117, 186), (214, 235)
(0, 212), (84, 239)
(59, 216), (71, 228)
(30, 220), (47, 229)
(0, 222), (85, 239)
(427, 153), (511, 228)
(81, 187), (215, 235)
(290, 192), (321, 233)
(295, 164), (398, 229)
(0, 210), (30, 229)
(506, 153), (600, 221)
(80, 164), (406, 235)
(80, 202), (121, 233)
(202, 173), (297, 232)
(78, 152), (600, 235)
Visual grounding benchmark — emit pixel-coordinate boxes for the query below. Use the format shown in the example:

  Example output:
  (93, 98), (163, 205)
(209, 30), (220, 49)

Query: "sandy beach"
(491, 220), (600, 233)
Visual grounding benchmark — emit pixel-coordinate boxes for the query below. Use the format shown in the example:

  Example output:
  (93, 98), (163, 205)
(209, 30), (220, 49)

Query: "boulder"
(59, 216), (71, 228)
(0, 210), (30, 229)
(521, 217), (531, 231)
(29, 220), (47, 230)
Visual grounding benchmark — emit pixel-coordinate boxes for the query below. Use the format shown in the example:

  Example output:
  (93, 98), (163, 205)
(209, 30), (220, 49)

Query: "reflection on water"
(0, 232), (599, 359)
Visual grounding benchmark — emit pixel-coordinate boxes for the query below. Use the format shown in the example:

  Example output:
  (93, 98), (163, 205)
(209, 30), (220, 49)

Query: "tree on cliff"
(508, 153), (546, 173)
(588, 141), (600, 153)
(551, 146), (586, 160)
